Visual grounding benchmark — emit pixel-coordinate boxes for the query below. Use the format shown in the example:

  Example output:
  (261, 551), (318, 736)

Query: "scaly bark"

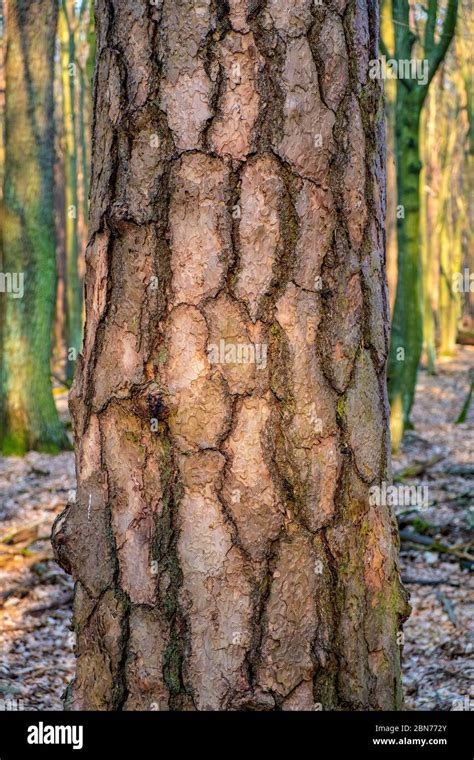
(53, 0), (409, 711)
(0, 0), (69, 454)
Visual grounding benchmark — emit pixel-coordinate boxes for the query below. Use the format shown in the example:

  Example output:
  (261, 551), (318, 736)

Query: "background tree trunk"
(459, 1), (474, 329)
(54, 0), (409, 711)
(388, 87), (423, 445)
(0, 0), (68, 454)
(437, 111), (462, 356)
(385, 0), (458, 451)
(0, 0), (5, 203)
(59, 0), (82, 384)
(381, 0), (398, 316)
(420, 88), (438, 375)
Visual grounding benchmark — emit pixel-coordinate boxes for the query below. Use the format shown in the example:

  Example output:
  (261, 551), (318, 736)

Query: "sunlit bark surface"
(53, 0), (409, 711)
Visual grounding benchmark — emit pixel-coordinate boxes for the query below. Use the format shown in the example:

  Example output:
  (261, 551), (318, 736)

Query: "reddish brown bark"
(53, 0), (409, 711)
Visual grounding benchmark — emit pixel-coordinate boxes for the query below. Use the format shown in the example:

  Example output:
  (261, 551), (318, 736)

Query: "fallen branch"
(399, 529), (474, 562)
(445, 464), (474, 478)
(394, 455), (445, 482)
(21, 665), (72, 679)
(401, 576), (460, 587)
(428, 490), (472, 508)
(0, 551), (52, 568)
(0, 524), (41, 545)
(29, 592), (74, 616)
(51, 372), (72, 389)
(395, 488), (471, 518)
(455, 381), (473, 424)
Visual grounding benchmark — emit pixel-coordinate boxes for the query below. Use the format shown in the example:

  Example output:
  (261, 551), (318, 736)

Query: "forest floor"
(0, 348), (472, 711)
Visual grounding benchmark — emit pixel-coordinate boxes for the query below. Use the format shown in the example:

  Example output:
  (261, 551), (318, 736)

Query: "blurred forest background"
(0, 0), (472, 711)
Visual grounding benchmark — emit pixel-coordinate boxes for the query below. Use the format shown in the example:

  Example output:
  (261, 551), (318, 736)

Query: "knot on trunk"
(51, 503), (73, 576)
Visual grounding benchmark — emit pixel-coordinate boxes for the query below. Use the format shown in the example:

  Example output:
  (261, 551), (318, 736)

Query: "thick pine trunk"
(0, 0), (68, 454)
(54, 0), (409, 711)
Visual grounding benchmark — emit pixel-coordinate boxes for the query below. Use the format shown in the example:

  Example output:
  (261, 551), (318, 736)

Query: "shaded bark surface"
(54, 0), (409, 711)
(388, 90), (423, 446)
(385, 0), (458, 450)
(59, 1), (83, 384)
(0, 0), (68, 454)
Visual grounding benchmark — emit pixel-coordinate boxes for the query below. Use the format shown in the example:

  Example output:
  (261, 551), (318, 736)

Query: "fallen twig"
(394, 455), (445, 482)
(401, 577), (460, 587)
(0, 523), (41, 545)
(436, 591), (457, 626)
(51, 372), (72, 390)
(455, 381), (473, 423)
(445, 464), (474, 478)
(29, 592), (74, 616)
(399, 529), (474, 562)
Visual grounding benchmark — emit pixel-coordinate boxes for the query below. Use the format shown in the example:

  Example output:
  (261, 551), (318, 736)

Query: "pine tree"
(53, 0), (409, 710)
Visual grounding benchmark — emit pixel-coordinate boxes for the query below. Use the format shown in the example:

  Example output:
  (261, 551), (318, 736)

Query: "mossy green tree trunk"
(0, 0), (68, 454)
(59, 0), (82, 385)
(0, 0), (5, 203)
(384, 0), (458, 450)
(53, 0), (409, 711)
(389, 87), (423, 444)
(420, 90), (438, 375)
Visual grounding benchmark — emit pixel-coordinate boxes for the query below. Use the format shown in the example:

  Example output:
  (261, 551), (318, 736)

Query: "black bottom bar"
(0, 709), (471, 758)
